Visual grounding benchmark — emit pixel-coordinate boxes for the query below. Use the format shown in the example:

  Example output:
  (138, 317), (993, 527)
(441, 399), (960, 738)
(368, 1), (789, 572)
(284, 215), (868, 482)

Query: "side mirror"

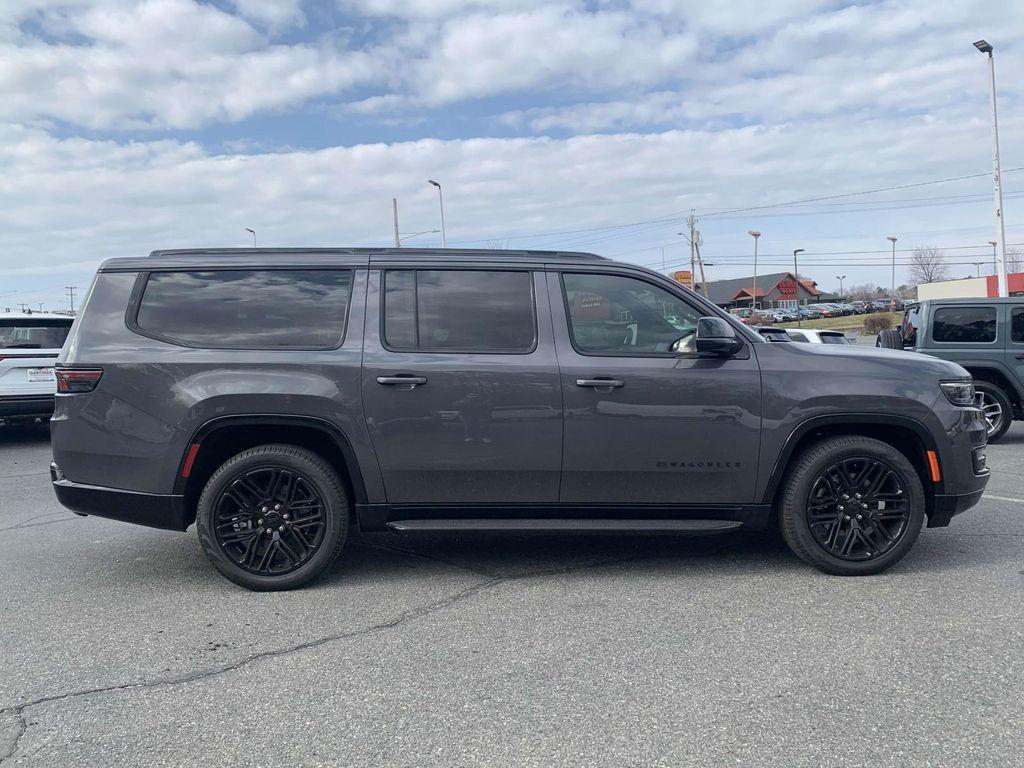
(695, 316), (743, 357)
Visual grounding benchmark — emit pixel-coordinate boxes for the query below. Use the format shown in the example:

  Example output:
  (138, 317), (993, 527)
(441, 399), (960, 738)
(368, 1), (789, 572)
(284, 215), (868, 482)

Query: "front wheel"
(779, 436), (924, 576)
(196, 444), (349, 590)
(974, 380), (1012, 443)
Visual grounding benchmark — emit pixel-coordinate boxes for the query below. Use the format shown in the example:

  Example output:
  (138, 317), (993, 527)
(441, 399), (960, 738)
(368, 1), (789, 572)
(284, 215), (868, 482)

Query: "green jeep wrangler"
(877, 297), (1024, 442)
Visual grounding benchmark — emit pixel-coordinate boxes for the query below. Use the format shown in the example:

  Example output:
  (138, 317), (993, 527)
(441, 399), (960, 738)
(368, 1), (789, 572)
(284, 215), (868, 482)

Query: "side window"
(931, 306), (997, 343)
(788, 331), (808, 342)
(1012, 308), (1024, 343)
(135, 269), (352, 349)
(562, 272), (702, 355)
(383, 270), (535, 352)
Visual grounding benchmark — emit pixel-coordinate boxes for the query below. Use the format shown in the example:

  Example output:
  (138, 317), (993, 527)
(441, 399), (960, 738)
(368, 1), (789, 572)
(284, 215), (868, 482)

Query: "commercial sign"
(673, 271), (693, 287)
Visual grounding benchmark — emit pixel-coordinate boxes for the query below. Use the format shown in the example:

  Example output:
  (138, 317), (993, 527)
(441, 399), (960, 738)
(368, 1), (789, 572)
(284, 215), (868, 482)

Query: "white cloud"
(231, 0), (305, 29)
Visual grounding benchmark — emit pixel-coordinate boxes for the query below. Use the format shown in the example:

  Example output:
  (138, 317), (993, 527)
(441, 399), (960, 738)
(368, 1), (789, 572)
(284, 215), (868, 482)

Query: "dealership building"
(917, 272), (1024, 300)
(694, 272), (825, 310)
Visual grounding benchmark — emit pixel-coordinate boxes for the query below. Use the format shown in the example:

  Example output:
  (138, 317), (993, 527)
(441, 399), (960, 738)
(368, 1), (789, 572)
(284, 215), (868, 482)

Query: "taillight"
(56, 368), (103, 393)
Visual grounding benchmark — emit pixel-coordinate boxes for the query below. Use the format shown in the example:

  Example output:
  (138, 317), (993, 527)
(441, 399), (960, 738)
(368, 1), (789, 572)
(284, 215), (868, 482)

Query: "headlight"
(940, 380), (975, 406)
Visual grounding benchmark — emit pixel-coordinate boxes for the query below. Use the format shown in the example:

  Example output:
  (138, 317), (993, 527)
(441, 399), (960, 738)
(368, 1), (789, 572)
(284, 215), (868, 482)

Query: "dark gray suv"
(51, 249), (990, 589)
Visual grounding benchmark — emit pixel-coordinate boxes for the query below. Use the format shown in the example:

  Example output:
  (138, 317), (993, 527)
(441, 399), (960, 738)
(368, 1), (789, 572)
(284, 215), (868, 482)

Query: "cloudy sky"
(1, 0), (1021, 311)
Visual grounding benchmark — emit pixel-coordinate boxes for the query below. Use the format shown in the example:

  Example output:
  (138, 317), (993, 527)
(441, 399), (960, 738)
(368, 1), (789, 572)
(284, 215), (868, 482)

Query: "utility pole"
(887, 236), (898, 311)
(748, 231), (761, 313)
(989, 240), (998, 275)
(66, 286), (77, 314)
(392, 198), (401, 247)
(974, 40), (1009, 297)
(694, 240), (709, 298)
(38, 303), (44, 312)
(793, 250), (804, 328)
(686, 211), (698, 291)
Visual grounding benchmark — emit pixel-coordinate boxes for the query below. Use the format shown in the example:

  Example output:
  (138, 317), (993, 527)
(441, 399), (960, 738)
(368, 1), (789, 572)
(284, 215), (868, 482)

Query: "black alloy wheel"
(197, 444), (349, 590)
(214, 466), (327, 575)
(805, 457), (910, 561)
(779, 435), (925, 576)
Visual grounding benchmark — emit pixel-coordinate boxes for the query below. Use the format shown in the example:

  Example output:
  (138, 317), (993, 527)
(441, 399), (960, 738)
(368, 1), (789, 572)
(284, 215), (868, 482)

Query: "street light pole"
(974, 40), (1009, 297)
(973, 262), (985, 277)
(793, 249), (804, 328)
(245, 228), (256, 247)
(887, 236), (898, 311)
(836, 274), (846, 300)
(748, 231), (761, 313)
(427, 180), (447, 247)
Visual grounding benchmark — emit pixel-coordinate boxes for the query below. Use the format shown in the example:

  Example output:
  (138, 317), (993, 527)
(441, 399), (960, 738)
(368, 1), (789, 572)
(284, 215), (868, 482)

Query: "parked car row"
(755, 327), (852, 345)
(732, 300), (903, 325)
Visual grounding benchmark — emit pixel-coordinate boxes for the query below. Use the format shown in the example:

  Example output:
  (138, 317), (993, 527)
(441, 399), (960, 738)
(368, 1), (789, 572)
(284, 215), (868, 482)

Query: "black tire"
(875, 328), (902, 349)
(196, 444), (349, 591)
(779, 436), (924, 576)
(974, 380), (1012, 443)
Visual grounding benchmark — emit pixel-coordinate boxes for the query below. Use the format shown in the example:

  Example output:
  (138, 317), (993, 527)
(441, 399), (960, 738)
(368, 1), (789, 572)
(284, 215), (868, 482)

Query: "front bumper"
(928, 488), (986, 528)
(0, 395), (55, 419)
(51, 465), (187, 531)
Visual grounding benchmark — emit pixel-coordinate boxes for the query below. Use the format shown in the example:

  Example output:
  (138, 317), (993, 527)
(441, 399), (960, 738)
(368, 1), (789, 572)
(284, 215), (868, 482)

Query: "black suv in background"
(878, 297), (1024, 442)
(51, 249), (989, 590)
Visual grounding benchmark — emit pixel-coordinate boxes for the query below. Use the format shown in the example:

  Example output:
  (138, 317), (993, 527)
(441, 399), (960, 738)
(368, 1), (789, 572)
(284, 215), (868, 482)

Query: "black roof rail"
(146, 247), (607, 260)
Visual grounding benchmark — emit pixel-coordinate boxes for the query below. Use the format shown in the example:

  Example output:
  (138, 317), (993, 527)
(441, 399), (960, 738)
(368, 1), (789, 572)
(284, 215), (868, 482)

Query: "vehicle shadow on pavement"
(0, 423), (51, 445)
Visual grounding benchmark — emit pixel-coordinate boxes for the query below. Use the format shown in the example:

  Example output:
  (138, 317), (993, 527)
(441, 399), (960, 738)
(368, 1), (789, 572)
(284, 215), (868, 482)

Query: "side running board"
(385, 519), (743, 534)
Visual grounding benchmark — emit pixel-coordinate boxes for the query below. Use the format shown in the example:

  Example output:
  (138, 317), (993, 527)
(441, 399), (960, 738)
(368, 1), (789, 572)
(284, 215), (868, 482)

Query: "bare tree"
(486, 239), (510, 250)
(1006, 246), (1023, 274)
(909, 246), (949, 285)
(846, 283), (880, 301)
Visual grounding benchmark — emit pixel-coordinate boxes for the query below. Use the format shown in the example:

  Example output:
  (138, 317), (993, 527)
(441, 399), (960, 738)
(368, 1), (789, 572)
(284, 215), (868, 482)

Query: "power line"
(446, 166), (1024, 247)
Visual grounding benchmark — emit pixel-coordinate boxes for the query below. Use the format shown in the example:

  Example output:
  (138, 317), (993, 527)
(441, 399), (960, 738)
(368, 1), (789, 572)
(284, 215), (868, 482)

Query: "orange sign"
(673, 270), (693, 287)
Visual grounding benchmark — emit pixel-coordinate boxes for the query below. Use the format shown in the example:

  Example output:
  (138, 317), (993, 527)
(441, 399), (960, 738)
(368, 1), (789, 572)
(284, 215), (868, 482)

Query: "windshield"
(0, 319), (72, 349)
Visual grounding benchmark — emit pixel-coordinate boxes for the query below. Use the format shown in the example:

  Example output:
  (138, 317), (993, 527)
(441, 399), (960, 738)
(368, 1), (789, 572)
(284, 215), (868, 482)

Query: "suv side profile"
(877, 297), (1024, 442)
(52, 249), (989, 590)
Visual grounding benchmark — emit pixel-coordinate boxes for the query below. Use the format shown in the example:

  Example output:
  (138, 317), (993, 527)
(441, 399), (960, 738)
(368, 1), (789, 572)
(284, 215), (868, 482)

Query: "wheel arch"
(763, 414), (941, 518)
(174, 415), (369, 528)
(962, 364), (1023, 415)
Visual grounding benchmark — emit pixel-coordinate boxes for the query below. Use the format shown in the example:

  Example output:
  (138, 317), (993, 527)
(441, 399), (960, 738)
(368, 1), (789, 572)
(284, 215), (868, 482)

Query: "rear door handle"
(376, 375), (427, 388)
(1016, 354), (1024, 360)
(576, 378), (624, 389)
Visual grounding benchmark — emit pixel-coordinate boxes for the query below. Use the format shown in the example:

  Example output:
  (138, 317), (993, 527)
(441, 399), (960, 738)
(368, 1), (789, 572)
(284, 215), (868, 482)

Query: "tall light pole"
(245, 228), (256, 247)
(887, 236), (898, 311)
(836, 274), (846, 300)
(974, 40), (1009, 297)
(989, 240), (998, 275)
(748, 230), (761, 313)
(972, 262), (986, 277)
(427, 179), (447, 247)
(793, 249), (804, 328)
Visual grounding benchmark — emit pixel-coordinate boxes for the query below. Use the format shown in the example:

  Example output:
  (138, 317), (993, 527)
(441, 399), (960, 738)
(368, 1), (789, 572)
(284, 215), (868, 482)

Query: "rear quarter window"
(931, 306), (997, 343)
(1012, 307), (1024, 343)
(133, 269), (353, 349)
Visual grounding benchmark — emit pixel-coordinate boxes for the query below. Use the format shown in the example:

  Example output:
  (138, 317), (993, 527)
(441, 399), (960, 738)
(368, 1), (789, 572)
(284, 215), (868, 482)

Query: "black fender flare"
(761, 413), (942, 504)
(172, 414), (369, 504)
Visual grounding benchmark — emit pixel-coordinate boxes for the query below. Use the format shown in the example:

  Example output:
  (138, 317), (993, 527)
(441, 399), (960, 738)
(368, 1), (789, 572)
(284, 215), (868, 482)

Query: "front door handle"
(377, 375), (427, 388)
(576, 378), (624, 389)
(1016, 354), (1024, 360)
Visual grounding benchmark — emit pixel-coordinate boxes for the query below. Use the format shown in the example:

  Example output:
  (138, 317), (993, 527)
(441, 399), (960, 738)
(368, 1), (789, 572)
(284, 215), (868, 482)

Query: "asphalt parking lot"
(2, 424), (1022, 767)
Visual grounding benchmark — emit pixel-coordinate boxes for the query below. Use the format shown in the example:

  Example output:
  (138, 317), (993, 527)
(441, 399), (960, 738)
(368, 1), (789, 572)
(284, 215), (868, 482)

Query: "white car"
(0, 312), (74, 425)
(786, 328), (850, 345)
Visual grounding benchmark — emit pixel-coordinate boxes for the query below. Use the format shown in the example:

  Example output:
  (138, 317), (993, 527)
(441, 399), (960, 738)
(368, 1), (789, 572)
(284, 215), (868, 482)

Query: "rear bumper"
(0, 395), (54, 419)
(51, 466), (187, 532)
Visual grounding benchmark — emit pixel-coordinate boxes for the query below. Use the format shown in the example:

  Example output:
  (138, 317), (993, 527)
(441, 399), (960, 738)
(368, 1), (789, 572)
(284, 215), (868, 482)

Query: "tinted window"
(788, 331), (808, 342)
(383, 270), (535, 352)
(1012, 308), (1024, 343)
(0, 319), (72, 349)
(563, 273), (701, 354)
(932, 306), (996, 343)
(136, 270), (352, 349)
(820, 333), (849, 344)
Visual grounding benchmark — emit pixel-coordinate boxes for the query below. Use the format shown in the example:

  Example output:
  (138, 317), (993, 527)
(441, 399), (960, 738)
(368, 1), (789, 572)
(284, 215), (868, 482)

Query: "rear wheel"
(973, 380), (1012, 443)
(875, 328), (902, 348)
(779, 436), (924, 575)
(196, 444), (349, 590)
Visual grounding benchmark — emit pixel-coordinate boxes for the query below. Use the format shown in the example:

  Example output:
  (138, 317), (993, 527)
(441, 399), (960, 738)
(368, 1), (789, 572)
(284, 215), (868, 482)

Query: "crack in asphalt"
(0, 550), (652, 764)
(0, 513), (79, 533)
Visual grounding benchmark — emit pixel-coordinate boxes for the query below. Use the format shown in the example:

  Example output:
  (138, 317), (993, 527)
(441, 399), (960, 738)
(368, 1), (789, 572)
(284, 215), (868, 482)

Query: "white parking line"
(984, 494), (1024, 504)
